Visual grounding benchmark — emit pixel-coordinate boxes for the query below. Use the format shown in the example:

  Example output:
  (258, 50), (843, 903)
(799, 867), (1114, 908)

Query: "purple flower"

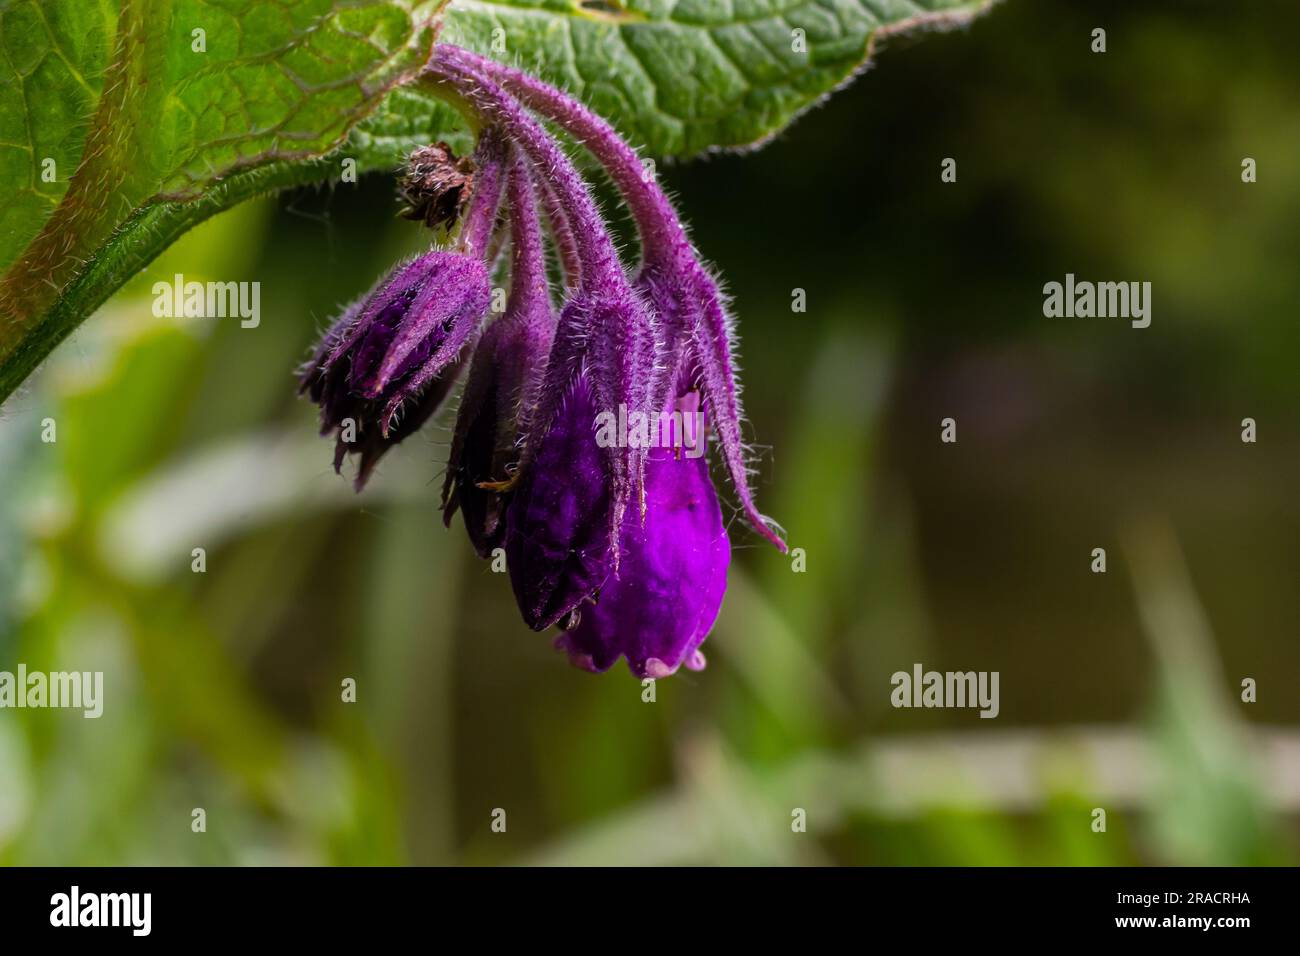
(299, 250), (490, 487)
(299, 128), (508, 487)
(553, 392), (729, 678)
(300, 45), (784, 678)
(504, 369), (614, 630)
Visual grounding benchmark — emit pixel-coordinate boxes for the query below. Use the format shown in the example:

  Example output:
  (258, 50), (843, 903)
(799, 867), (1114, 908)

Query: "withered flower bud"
(398, 142), (476, 231)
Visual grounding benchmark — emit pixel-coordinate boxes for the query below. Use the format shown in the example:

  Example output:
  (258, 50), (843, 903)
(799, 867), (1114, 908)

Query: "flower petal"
(555, 415), (730, 678)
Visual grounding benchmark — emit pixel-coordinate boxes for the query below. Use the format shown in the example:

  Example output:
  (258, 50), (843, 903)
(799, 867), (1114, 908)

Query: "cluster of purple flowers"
(299, 45), (784, 678)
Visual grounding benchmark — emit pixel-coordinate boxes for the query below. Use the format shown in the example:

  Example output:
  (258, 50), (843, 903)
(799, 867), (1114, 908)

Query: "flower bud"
(299, 249), (489, 486)
(504, 370), (615, 630)
(442, 155), (556, 555)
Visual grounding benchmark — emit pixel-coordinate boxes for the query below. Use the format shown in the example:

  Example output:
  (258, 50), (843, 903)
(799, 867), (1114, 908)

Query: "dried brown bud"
(399, 142), (476, 231)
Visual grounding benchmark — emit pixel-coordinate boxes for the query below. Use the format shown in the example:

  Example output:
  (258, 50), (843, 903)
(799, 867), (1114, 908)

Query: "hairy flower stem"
(440, 47), (682, 268)
(427, 53), (622, 295)
(537, 176), (582, 290)
(441, 150), (557, 550)
(426, 47), (658, 541)
(456, 127), (509, 261)
(504, 156), (552, 318)
(437, 46), (786, 552)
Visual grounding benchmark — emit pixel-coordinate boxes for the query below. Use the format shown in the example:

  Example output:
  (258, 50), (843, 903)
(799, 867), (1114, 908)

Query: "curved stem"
(537, 175), (581, 291)
(422, 50), (626, 296)
(457, 127), (508, 260)
(442, 46), (688, 271)
(505, 153), (550, 316)
(440, 46), (786, 552)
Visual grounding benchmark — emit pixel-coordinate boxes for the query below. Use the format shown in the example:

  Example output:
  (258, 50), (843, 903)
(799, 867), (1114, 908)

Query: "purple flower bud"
(299, 249), (490, 486)
(554, 391), (729, 678)
(299, 127), (506, 487)
(499, 284), (657, 628)
(442, 153), (556, 555)
(504, 369), (614, 630)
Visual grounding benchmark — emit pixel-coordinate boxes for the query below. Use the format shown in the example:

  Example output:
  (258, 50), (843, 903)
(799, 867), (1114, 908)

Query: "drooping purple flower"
(554, 392), (729, 678)
(298, 130), (506, 487)
(300, 45), (785, 678)
(299, 250), (489, 485)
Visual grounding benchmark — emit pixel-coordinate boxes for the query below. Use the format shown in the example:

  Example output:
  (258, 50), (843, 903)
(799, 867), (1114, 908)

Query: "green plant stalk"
(0, 161), (330, 403)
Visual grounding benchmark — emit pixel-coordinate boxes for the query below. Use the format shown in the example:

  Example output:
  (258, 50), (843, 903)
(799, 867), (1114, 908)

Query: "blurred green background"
(1, 0), (1298, 865)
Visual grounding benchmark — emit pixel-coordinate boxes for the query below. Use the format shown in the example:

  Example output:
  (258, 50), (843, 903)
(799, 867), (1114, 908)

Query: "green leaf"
(437, 0), (996, 157)
(0, 0), (447, 400)
(0, 0), (996, 404)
